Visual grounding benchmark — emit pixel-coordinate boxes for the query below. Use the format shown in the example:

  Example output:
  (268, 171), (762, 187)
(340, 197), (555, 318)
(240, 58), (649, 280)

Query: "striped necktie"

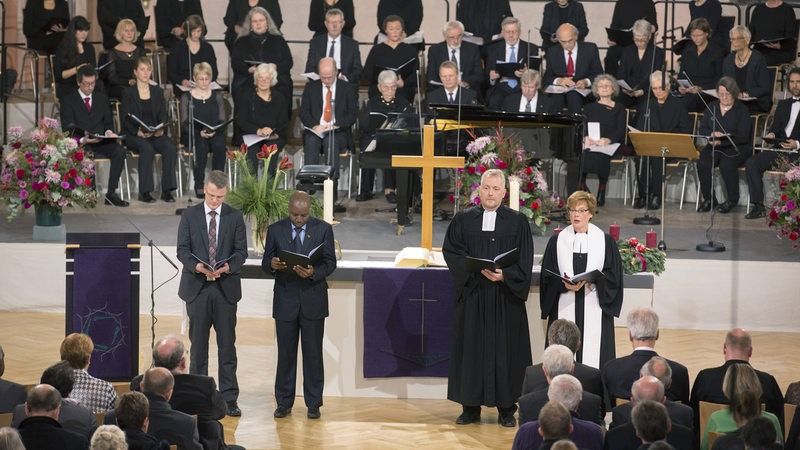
(208, 211), (217, 267)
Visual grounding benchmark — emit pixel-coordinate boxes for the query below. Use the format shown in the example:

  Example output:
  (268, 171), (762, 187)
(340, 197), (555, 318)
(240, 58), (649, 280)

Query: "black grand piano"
(360, 106), (584, 225)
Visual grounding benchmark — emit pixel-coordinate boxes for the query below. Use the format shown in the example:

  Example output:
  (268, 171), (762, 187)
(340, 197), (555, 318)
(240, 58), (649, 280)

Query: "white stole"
(554, 223), (606, 368)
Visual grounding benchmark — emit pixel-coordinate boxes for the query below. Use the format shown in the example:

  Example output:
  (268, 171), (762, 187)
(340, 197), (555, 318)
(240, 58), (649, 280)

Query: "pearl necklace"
(736, 50), (751, 67)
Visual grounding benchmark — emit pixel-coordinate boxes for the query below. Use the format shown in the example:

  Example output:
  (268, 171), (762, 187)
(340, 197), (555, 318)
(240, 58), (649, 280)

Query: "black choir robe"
(442, 205), (534, 408)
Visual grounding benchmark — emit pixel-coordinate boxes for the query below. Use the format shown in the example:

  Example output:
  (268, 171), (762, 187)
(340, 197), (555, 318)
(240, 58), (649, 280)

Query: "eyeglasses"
(79, 81), (96, 87)
(568, 208), (590, 214)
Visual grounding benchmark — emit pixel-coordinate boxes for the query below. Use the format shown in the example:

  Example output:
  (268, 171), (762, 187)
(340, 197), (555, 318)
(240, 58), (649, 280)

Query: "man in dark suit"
(500, 69), (553, 113)
(114, 391), (170, 450)
(543, 23), (603, 114)
(609, 374), (694, 431)
(300, 57), (359, 209)
(304, 8), (362, 84)
(604, 400), (693, 450)
(689, 328), (784, 432)
(139, 368), (202, 450)
(0, 344), (26, 413)
(426, 61), (480, 107)
(745, 67), (800, 219)
(17, 384), (88, 450)
(426, 20), (483, 95)
(533, 401), (576, 450)
(59, 66), (128, 207)
(485, 16), (540, 110)
(602, 308), (690, 406)
(263, 191), (337, 420)
(177, 170), (248, 417)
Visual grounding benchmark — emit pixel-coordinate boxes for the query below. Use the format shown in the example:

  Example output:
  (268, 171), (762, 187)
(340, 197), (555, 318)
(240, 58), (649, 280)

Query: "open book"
(242, 133), (279, 148)
(86, 132), (124, 141)
(702, 89), (756, 102)
(193, 116), (235, 133)
(278, 243), (324, 269)
(176, 81), (223, 92)
(545, 85), (591, 97)
(191, 253), (234, 272)
(304, 125), (339, 139)
(128, 114), (165, 133)
(374, 57), (416, 81)
(394, 247), (447, 268)
(465, 248), (519, 273)
(544, 268), (604, 284)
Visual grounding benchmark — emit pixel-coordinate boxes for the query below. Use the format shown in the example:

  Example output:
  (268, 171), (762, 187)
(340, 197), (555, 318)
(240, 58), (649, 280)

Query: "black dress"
(689, 0), (725, 51)
(230, 31), (293, 112)
(103, 46), (148, 99)
(53, 42), (97, 100)
(605, 0), (657, 75)
(697, 100), (752, 204)
(456, 0), (513, 44)
(22, 0), (69, 54)
(677, 40), (724, 113)
(223, 0), (283, 49)
(377, 0), (423, 36)
(749, 2), (798, 66)
(616, 43), (666, 107)
(307, 0), (355, 38)
(363, 42), (419, 102)
(97, 0), (148, 49)
(581, 101), (627, 182)
(167, 39), (219, 97)
(357, 95), (411, 195)
(235, 89), (289, 174)
(154, 0), (203, 49)
(721, 50), (771, 113)
(540, 0), (588, 51)
(179, 91), (229, 189)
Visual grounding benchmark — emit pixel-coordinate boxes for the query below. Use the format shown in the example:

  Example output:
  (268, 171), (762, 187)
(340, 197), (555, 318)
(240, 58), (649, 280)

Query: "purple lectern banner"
(72, 248), (133, 379)
(363, 267), (455, 378)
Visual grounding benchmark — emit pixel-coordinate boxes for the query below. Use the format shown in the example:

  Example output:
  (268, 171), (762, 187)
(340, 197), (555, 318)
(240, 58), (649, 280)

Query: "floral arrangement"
(767, 161), (800, 245)
(617, 237), (666, 275)
(453, 126), (555, 232)
(0, 117), (98, 221)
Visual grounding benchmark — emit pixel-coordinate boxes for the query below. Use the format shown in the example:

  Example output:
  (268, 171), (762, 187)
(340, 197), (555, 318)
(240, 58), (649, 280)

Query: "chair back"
(699, 401), (727, 441)
(707, 431), (724, 449)
(786, 403), (797, 442)
(0, 412), (12, 427)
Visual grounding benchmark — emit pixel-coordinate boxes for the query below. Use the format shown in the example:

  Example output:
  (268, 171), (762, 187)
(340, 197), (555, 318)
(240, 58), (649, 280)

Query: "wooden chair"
(699, 401), (727, 442)
(786, 403), (797, 442)
(665, 111), (702, 210)
(707, 431), (724, 449)
(94, 412), (105, 426)
(112, 381), (131, 397)
(0, 412), (13, 427)
(615, 398), (631, 406)
(169, 446), (177, 450)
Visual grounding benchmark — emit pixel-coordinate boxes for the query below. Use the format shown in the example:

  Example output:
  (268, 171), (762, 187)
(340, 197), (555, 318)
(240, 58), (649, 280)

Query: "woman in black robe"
(53, 16), (96, 101)
(307, 0), (355, 38)
(748, 0), (797, 66)
(377, 0), (423, 37)
(540, 191), (623, 370)
(617, 19), (665, 108)
(363, 15), (419, 103)
(722, 25), (771, 114)
(677, 18), (724, 113)
(223, 0), (283, 50)
(456, 0), (513, 44)
(167, 15), (219, 98)
(540, 0), (588, 51)
(22, 0), (69, 55)
(103, 19), (149, 99)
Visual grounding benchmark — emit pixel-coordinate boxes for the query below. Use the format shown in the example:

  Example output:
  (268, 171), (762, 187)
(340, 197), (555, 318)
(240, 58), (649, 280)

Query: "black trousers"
(126, 135), (177, 193)
(274, 316), (325, 409)
(186, 132), (227, 189)
(745, 150), (799, 204)
(89, 141), (126, 194)
(698, 145), (750, 203)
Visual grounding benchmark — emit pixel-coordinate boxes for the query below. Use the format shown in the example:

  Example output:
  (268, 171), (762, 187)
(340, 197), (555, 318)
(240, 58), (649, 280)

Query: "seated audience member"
(376, 0), (423, 40)
(17, 384), (88, 450)
(114, 391), (169, 450)
(305, 8), (362, 85)
(514, 375), (604, 450)
(426, 20), (483, 95)
(787, 382), (800, 405)
(579, 73), (628, 206)
(616, 20), (665, 108)
(103, 19), (149, 99)
(167, 15), (219, 98)
(53, 16), (97, 101)
(0, 427), (25, 450)
(609, 373), (693, 430)
(300, 57), (359, 208)
(307, 0), (353, 39)
(519, 347), (604, 426)
(677, 18), (724, 113)
(22, 0), (69, 55)
(120, 57), (179, 204)
(540, 0), (589, 52)
(500, 69), (552, 113)
(12, 361), (98, 440)
(356, 70), (411, 203)
(485, 17), (540, 111)
(234, 63), (289, 177)
(521, 319), (604, 400)
(456, 0), (513, 44)
(740, 416), (784, 450)
(59, 66), (129, 207)
(689, 0), (724, 51)
(543, 23), (602, 114)
(91, 425), (127, 450)
(701, 364), (784, 450)
(426, 61), (479, 107)
(745, 67), (800, 219)
(224, 0), (284, 50)
(536, 401), (574, 450)
(60, 333), (117, 413)
(637, 357), (694, 428)
(97, 0), (148, 50)
(179, 62), (230, 198)
(748, 0), (797, 66)
(631, 71), (693, 211)
(604, 0), (657, 75)
(601, 307), (690, 406)
(696, 76), (753, 214)
(604, 399), (692, 450)
(722, 26), (771, 114)
(0, 344), (26, 413)
(154, 0), (203, 50)
(551, 440), (580, 450)
(690, 328), (784, 432)
(362, 15), (419, 103)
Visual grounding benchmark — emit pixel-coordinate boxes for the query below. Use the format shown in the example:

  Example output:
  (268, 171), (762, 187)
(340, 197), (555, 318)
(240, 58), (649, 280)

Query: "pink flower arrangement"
(768, 161), (800, 246)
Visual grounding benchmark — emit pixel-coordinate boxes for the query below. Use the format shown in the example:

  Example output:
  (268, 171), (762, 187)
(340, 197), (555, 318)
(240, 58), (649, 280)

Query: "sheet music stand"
(629, 132), (698, 249)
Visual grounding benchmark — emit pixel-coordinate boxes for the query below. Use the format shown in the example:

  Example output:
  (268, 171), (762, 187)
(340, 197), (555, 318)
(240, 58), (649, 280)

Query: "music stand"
(629, 132), (699, 249)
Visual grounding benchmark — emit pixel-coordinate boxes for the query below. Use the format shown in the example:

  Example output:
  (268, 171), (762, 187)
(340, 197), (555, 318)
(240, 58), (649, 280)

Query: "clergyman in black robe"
(442, 169), (534, 428)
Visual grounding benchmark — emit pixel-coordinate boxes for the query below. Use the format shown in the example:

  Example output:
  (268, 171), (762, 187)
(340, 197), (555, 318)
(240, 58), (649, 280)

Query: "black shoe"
(273, 405), (291, 418)
(161, 192), (175, 203)
(745, 204), (766, 219)
(597, 189), (606, 207)
(195, 188), (205, 199)
(455, 411), (481, 425)
(334, 204), (347, 213)
(648, 196), (661, 211)
(227, 402), (241, 417)
(385, 192), (397, 203)
(356, 192), (373, 202)
(307, 407), (321, 419)
(697, 199), (712, 212)
(104, 193), (129, 207)
(716, 200), (736, 214)
(498, 414), (516, 427)
(633, 197), (646, 209)
(138, 192), (156, 203)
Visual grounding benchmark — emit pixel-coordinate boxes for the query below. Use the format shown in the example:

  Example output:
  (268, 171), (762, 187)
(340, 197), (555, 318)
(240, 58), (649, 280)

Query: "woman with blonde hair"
(104, 19), (148, 99)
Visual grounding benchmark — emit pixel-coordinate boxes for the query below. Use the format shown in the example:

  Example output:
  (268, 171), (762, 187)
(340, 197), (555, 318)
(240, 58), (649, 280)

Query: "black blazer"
(53, 43), (97, 101)
(540, 0), (589, 49)
(120, 84), (169, 136)
(305, 34), (363, 84)
(97, 0), (148, 49)
(485, 39), (541, 83)
(426, 41), (484, 92)
(768, 97), (800, 140)
(230, 32), (293, 102)
(299, 79), (359, 130)
(500, 92), (554, 114)
(106, 393), (202, 450)
(518, 388), (605, 426)
(224, 0), (283, 49)
(262, 216), (337, 321)
(12, 400), (97, 440)
(0, 379), (26, 413)
(609, 400), (694, 430)
(176, 202), (248, 304)
(520, 362), (604, 400)
(601, 349), (691, 406)
(307, 0), (355, 38)
(425, 86), (479, 109)
(543, 41), (603, 86)
(603, 421), (693, 450)
(154, 0), (203, 49)
(18, 416), (88, 450)
(60, 89), (115, 137)
(722, 49), (772, 112)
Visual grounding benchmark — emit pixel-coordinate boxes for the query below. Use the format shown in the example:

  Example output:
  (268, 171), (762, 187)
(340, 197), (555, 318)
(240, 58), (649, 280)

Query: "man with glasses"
(485, 16), (540, 110)
(543, 23), (603, 114)
(426, 20), (483, 96)
(304, 8), (362, 85)
(59, 65), (129, 207)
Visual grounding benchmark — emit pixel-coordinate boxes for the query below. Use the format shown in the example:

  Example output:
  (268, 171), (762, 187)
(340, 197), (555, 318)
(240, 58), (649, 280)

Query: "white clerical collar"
(572, 232), (588, 253)
(482, 209), (497, 231)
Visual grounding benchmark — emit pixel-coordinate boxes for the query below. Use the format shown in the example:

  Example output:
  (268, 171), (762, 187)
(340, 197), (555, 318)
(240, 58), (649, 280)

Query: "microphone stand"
(328, 95), (345, 212)
(176, 19), (194, 215)
(633, 33), (662, 226)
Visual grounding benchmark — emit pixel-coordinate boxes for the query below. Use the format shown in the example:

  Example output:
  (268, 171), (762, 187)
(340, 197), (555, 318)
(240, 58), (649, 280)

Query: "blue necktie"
(508, 46), (518, 89)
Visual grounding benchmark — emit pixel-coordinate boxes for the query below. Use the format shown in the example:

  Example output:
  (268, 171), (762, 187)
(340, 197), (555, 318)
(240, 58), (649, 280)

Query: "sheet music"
(545, 85), (591, 97)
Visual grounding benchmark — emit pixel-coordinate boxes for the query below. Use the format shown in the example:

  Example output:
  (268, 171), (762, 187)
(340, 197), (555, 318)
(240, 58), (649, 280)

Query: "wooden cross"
(392, 124), (465, 249)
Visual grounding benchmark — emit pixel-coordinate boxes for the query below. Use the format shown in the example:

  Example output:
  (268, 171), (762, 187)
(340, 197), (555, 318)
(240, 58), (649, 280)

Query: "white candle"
(323, 179), (334, 223)
(509, 180), (520, 211)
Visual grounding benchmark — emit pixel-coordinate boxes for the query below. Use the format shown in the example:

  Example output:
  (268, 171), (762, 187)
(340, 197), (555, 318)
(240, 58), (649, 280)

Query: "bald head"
(631, 376), (666, 404)
(640, 356), (672, 389)
(26, 384), (62, 418)
(141, 367), (174, 399)
(318, 57), (338, 88)
(290, 191), (311, 208)
(724, 328), (752, 361)
(152, 336), (186, 372)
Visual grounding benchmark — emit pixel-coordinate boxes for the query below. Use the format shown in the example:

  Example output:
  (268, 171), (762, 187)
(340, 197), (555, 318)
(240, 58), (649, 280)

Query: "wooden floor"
(2, 312), (798, 450)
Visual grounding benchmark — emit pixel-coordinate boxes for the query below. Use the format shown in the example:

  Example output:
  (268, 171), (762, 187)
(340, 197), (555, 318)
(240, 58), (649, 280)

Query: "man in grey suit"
(262, 191), (337, 420)
(177, 170), (248, 417)
(304, 8), (362, 84)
